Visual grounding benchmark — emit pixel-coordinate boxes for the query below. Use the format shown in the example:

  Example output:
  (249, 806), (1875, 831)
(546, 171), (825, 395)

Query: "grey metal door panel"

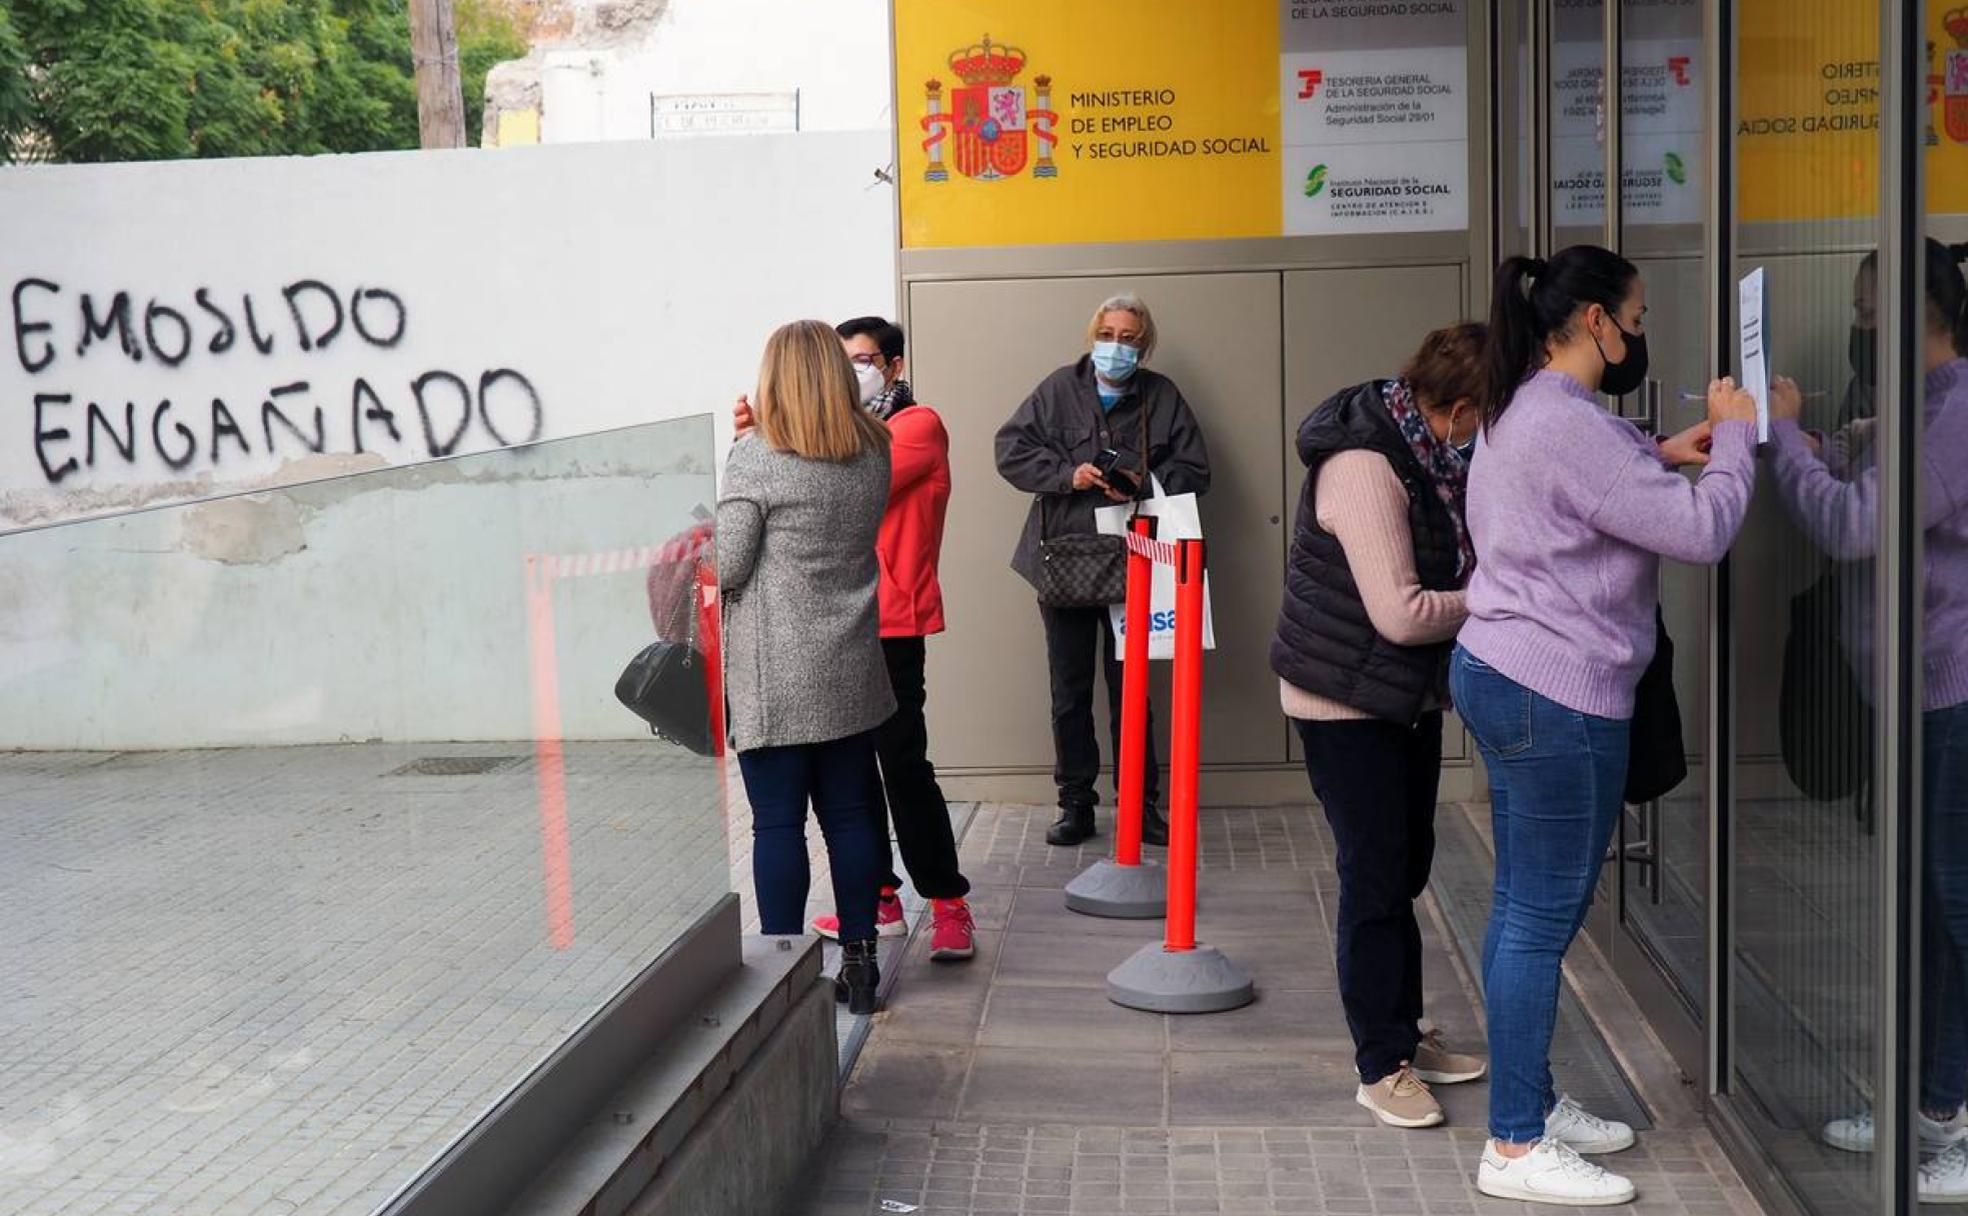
(1280, 264), (1469, 765)
(908, 272), (1287, 773)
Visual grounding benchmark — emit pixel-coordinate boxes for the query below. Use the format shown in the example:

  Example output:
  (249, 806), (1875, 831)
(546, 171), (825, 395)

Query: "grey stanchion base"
(1063, 858), (1166, 919)
(1107, 941), (1256, 1014)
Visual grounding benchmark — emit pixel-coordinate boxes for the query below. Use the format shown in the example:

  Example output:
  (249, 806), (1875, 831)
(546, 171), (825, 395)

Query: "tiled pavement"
(792, 804), (1768, 1216)
(0, 742), (731, 1216)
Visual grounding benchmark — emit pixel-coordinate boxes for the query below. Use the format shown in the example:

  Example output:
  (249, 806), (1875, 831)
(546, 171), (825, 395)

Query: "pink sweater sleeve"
(1314, 450), (1469, 647)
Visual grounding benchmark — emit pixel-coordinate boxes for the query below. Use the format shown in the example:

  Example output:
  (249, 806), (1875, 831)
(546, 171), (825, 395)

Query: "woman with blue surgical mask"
(994, 293), (1212, 848)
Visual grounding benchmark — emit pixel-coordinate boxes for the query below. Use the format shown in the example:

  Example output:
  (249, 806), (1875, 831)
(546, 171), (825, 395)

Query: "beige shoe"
(1414, 1028), (1488, 1084)
(1356, 1063), (1444, 1128)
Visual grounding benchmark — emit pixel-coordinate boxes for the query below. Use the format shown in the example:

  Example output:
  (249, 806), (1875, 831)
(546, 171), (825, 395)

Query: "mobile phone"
(1092, 449), (1138, 496)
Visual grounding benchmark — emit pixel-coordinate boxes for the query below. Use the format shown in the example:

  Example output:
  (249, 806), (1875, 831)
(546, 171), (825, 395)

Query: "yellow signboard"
(894, 1), (1475, 249)
(895, 0), (1281, 248)
(1738, 0), (1968, 221)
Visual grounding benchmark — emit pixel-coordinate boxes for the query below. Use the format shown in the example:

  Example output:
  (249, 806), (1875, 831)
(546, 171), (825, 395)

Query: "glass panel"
(1729, 2), (1883, 1209)
(1616, 0), (1711, 1010)
(1552, 0), (1609, 247)
(1920, 0), (1968, 1200)
(0, 417), (726, 1215)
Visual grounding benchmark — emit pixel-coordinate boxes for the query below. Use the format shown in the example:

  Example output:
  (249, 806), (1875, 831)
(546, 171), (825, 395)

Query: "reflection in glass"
(1771, 239), (1968, 1202)
(0, 419), (725, 1215)
(1729, 2), (1882, 1210)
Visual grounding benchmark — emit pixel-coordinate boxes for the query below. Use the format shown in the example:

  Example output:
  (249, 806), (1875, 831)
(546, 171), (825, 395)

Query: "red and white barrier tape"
(1124, 530), (1181, 568)
(532, 537), (710, 581)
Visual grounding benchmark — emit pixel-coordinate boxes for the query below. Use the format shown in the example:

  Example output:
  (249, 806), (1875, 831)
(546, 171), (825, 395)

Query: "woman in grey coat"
(719, 319), (896, 1013)
(994, 294), (1211, 848)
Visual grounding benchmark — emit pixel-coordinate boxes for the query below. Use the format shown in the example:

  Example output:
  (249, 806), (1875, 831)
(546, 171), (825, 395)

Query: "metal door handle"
(1631, 379), (1663, 437)
(1622, 800), (1662, 905)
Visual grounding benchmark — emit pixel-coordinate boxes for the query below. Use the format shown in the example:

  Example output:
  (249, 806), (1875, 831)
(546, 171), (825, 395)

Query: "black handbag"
(1625, 608), (1689, 805)
(615, 571), (718, 756)
(1036, 532), (1130, 608)
(1779, 568), (1873, 801)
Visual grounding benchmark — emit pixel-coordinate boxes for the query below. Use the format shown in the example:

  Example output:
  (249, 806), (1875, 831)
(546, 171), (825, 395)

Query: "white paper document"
(1739, 268), (1770, 443)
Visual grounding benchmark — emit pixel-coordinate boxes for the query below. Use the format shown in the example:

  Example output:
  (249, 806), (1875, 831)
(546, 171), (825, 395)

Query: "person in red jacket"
(805, 316), (976, 961)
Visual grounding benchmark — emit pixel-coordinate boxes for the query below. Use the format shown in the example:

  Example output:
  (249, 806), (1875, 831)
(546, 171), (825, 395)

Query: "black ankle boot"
(835, 939), (881, 1015)
(1046, 805), (1096, 846)
(1141, 805), (1169, 848)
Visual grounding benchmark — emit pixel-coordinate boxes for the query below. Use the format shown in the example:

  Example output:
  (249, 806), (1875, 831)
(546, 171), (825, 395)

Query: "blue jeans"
(1450, 647), (1630, 1143)
(736, 732), (886, 940)
(1920, 703), (1968, 1112)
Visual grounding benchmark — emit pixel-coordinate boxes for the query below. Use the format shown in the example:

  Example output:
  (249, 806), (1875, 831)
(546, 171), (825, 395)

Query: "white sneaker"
(1823, 1107), (1968, 1155)
(1478, 1138), (1637, 1206)
(1922, 1141), (1968, 1203)
(1543, 1094), (1637, 1154)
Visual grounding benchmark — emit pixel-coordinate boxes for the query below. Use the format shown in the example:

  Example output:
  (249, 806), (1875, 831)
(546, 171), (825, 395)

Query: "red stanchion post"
(1106, 536), (1252, 1013)
(1164, 538), (1205, 952)
(696, 560), (726, 758)
(1114, 515), (1156, 868)
(1063, 515), (1166, 919)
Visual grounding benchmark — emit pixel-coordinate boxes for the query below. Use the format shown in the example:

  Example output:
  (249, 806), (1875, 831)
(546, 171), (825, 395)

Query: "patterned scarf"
(1383, 378), (1476, 579)
(869, 378), (915, 421)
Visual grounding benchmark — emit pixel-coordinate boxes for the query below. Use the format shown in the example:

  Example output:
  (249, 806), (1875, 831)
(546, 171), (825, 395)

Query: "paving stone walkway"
(793, 804), (1768, 1216)
(0, 742), (730, 1216)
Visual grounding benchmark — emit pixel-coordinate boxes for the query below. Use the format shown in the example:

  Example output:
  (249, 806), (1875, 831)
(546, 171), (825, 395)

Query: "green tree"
(0, 0), (526, 162)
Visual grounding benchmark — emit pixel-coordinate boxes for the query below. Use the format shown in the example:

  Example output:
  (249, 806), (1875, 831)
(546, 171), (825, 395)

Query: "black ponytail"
(1479, 244), (1640, 430)
(1931, 239), (1968, 356)
(1859, 239), (1968, 355)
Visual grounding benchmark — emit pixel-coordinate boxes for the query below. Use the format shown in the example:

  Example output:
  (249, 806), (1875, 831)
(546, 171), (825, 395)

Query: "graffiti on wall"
(12, 277), (546, 486)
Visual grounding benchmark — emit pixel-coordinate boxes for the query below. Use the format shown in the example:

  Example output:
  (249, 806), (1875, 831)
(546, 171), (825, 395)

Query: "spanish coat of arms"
(920, 35), (1060, 182)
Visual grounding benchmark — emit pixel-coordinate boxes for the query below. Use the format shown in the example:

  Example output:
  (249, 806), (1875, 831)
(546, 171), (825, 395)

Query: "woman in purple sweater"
(1449, 246), (1758, 1206)
(1772, 239), (1968, 1203)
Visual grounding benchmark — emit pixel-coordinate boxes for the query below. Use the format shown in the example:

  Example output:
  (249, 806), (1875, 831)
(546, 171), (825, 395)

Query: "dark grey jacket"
(717, 435), (896, 751)
(1270, 381), (1465, 724)
(993, 356), (1211, 587)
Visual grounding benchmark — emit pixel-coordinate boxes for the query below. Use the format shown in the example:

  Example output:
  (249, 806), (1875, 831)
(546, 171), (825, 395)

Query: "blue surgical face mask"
(1091, 340), (1141, 384)
(1455, 438), (1477, 464)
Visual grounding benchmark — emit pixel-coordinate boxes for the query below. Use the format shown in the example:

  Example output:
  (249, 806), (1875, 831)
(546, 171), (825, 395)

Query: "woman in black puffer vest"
(1270, 323), (1487, 1132)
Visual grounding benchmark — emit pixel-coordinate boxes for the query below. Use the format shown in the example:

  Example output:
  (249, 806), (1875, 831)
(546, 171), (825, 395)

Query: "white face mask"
(854, 362), (886, 406)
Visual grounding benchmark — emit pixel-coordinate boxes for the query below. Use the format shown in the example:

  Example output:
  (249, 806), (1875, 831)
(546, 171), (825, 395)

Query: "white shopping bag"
(1094, 476), (1217, 659)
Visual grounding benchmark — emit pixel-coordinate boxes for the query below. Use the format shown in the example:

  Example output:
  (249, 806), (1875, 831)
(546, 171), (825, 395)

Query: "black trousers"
(1039, 604), (1160, 813)
(1295, 712), (1444, 1084)
(872, 637), (970, 900)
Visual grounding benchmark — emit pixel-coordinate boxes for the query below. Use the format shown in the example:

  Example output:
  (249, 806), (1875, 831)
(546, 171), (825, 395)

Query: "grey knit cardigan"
(716, 434), (896, 752)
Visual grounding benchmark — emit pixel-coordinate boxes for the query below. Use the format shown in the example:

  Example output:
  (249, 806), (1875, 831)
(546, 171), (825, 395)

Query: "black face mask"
(1849, 326), (1879, 385)
(1594, 320), (1650, 398)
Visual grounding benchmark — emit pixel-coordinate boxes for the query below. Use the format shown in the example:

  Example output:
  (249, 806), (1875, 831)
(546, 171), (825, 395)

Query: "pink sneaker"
(812, 891), (907, 941)
(929, 899), (976, 961)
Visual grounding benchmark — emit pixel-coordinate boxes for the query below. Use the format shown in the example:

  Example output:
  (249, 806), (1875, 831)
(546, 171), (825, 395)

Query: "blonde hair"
(754, 320), (890, 461)
(1083, 293), (1158, 361)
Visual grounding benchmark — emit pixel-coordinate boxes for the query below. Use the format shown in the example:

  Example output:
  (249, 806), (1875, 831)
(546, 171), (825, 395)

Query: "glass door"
(1606, 0), (1714, 1026)
(1723, 2), (1888, 1212)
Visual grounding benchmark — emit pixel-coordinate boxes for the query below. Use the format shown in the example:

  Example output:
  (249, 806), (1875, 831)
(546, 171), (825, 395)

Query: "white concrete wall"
(0, 135), (898, 748)
(541, 0), (892, 143)
(1, 424), (715, 748)
(0, 132), (897, 531)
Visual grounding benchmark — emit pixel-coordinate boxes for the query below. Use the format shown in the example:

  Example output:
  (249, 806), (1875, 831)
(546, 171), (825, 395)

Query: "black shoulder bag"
(1034, 394), (1148, 609)
(1779, 566), (1872, 801)
(1625, 608), (1689, 805)
(615, 568), (718, 756)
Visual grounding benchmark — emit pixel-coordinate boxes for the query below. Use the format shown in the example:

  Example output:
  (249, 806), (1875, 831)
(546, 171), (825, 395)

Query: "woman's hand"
(1706, 377), (1757, 425)
(1769, 375), (1803, 422)
(734, 394), (757, 436)
(1071, 462), (1110, 493)
(1659, 419), (1715, 468)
